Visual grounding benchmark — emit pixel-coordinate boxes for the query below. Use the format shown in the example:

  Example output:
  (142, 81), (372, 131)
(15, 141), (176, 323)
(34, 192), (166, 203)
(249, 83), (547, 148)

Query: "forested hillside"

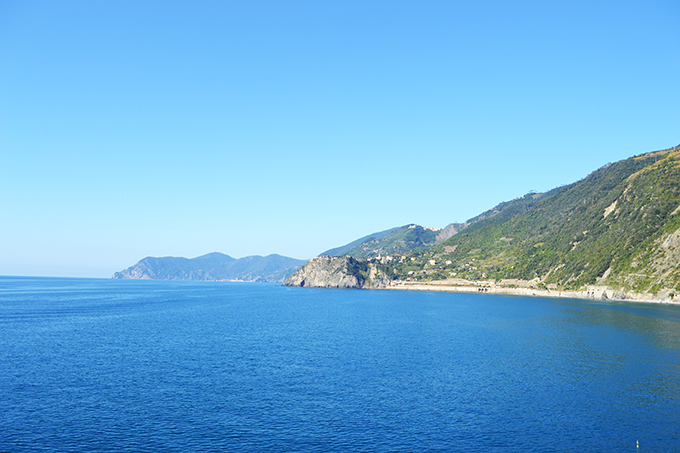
(288, 145), (680, 299)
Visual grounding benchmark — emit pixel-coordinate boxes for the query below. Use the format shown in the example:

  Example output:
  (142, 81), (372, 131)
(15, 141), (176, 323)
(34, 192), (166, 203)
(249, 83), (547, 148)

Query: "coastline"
(378, 280), (679, 305)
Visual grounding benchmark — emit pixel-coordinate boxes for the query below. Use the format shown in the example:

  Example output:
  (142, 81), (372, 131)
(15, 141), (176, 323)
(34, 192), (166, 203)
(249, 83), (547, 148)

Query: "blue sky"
(1, 0), (678, 277)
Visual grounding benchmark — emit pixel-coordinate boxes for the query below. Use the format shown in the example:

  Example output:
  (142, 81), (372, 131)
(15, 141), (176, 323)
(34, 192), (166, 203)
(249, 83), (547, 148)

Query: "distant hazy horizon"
(1, 1), (678, 277)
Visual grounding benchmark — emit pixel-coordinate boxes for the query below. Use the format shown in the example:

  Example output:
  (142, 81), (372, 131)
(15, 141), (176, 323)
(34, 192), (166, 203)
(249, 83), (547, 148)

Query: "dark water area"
(1, 277), (679, 452)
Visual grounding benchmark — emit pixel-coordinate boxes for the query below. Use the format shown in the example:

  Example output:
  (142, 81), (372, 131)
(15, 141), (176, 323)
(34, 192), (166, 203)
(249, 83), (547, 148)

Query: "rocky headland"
(285, 255), (391, 289)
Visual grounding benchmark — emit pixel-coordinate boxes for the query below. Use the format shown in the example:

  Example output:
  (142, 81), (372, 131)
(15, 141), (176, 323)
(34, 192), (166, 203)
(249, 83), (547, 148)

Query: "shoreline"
(377, 280), (679, 305)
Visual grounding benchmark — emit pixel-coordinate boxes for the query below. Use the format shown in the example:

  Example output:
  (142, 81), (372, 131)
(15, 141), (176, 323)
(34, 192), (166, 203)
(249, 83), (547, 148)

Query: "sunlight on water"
(1, 277), (679, 452)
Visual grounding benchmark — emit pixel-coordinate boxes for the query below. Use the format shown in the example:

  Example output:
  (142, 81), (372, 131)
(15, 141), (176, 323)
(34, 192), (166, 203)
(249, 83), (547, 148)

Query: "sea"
(1, 277), (679, 452)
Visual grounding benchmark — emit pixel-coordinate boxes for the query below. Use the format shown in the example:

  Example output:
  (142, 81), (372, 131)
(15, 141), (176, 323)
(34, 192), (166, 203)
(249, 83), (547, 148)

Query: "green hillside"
(325, 224), (440, 259)
(290, 144), (680, 300)
(320, 227), (398, 257)
(388, 146), (680, 293)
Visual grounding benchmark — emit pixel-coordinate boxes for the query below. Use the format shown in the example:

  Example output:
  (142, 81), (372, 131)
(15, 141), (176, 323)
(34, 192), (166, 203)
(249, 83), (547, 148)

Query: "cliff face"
(285, 256), (364, 288)
(435, 223), (466, 243)
(285, 256), (391, 289)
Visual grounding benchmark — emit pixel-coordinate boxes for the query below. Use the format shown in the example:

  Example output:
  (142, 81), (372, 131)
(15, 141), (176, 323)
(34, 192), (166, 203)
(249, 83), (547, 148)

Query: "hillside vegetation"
(288, 145), (680, 300)
(322, 224), (442, 259)
(421, 147), (680, 292)
(320, 227), (398, 257)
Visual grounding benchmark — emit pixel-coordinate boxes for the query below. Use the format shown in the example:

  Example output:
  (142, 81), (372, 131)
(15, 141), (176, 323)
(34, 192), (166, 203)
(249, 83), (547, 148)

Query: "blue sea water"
(1, 277), (679, 452)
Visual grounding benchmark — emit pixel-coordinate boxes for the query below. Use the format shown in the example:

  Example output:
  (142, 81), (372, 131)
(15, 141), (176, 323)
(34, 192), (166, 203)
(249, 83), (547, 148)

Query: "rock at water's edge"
(285, 256), (364, 288)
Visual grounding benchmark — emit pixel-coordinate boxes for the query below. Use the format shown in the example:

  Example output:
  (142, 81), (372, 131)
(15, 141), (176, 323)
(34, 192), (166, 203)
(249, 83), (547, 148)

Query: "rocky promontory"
(285, 255), (391, 289)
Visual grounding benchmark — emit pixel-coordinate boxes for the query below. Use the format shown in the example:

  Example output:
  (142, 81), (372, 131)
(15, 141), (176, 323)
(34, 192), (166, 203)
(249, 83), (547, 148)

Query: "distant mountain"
(113, 252), (306, 282)
(288, 144), (680, 302)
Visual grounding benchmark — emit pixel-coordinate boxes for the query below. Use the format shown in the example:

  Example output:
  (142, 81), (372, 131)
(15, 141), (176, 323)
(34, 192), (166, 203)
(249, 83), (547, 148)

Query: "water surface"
(1, 277), (679, 451)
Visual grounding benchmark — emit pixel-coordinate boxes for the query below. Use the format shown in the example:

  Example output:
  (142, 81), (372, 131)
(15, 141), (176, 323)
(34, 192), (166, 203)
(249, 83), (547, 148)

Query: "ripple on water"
(1, 279), (679, 452)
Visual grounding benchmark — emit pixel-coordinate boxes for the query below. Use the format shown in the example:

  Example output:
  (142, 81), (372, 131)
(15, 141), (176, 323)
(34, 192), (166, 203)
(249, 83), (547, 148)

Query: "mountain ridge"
(321, 224), (447, 259)
(113, 252), (306, 282)
(320, 227), (399, 257)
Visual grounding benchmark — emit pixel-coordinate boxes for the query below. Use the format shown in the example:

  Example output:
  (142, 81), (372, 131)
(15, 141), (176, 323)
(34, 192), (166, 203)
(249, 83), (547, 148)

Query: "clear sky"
(1, 0), (678, 278)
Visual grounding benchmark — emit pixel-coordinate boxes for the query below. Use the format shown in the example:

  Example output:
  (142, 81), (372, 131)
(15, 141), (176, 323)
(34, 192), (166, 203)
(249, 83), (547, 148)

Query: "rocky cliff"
(285, 255), (391, 289)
